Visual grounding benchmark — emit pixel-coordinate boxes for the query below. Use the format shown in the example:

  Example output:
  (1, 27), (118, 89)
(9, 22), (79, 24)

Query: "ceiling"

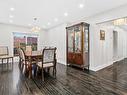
(0, 0), (127, 30)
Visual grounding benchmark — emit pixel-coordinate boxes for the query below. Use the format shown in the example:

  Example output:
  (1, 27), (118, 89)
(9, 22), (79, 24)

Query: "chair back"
(26, 45), (32, 52)
(42, 47), (57, 64)
(18, 48), (26, 61)
(0, 46), (9, 56)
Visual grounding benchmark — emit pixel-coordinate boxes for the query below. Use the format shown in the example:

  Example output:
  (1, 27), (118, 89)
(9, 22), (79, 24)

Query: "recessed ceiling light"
(79, 4), (84, 8)
(9, 20), (13, 23)
(54, 18), (58, 22)
(10, 7), (15, 11)
(47, 22), (51, 25)
(9, 15), (14, 18)
(64, 12), (68, 17)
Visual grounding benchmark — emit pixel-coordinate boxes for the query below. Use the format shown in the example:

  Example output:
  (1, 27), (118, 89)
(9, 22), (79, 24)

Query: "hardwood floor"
(0, 60), (127, 95)
(97, 58), (127, 94)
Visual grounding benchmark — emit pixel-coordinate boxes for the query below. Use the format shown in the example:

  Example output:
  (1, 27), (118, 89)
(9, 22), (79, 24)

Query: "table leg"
(28, 57), (32, 79)
(7, 58), (9, 66)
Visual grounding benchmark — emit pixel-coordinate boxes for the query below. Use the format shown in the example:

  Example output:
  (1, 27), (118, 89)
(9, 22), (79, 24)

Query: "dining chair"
(0, 46), (13, 65)
(18, 48), (29, 73)
(37, 47), (57, 81)
(18, 48), (37, 74)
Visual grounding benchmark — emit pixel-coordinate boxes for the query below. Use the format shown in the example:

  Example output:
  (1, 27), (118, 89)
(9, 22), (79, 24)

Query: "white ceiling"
(0, 0), (127, 29)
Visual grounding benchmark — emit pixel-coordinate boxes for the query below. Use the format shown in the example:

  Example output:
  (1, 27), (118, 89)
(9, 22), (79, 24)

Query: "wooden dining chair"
(18, 48), (38, 77)
(0, 46), (13, 65)
(18, 48), (29, 72)
(37, 47), (57, 81)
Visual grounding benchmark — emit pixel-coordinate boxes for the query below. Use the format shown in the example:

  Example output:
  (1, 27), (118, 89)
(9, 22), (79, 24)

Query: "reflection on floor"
(0, 61), (127, 95)
(97, 58), (127, 92)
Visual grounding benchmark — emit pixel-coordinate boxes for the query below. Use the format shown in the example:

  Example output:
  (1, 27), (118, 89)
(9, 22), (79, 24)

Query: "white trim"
(90, 61), (113, 71)
(90, 57), (125, 71)
(57, 60), (67, 65)
(113, 57), (124, 63)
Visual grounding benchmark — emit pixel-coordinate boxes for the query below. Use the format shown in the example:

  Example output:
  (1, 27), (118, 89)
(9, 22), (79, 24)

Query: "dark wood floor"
(0, 60), (127, 95)
(97, 58), (127, 94)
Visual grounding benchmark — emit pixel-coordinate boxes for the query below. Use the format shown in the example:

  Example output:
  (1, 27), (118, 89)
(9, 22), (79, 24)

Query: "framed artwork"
(100, 30), (105, 40)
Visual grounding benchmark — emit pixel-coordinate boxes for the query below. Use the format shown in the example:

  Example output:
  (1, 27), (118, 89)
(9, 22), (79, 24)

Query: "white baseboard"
(90, 57), (126, 71)
(113, 57), (124, 63)
(90, 61), (113, 71)
(57, 60), (67, 65)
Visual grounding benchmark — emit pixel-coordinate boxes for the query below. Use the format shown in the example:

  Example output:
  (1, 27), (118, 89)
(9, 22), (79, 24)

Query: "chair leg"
(53, 66), (56, 77)
(19, 59), (21, 70)
(47, 68), (50, 73)
(53, 67), (54, 75)
(2, 59), (3, 65)
(7, 59), (9, 66)
(53, 67), (56, 77)
(12, 58), (13, 65)
(42, 69), (44, 81)
(25, 64), (27, 73)
(33, 64), (37, 77)
(21, 64), (24, 72)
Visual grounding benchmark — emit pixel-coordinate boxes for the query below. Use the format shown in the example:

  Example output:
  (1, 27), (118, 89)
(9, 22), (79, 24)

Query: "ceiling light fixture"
(79, 4), (84, 8)
(113, 18), (127, 26)
(31, 18), (41, 32)
(10, 7), (15, 11)
(64, 12), (68, 17)
(47, 22), (51, 25)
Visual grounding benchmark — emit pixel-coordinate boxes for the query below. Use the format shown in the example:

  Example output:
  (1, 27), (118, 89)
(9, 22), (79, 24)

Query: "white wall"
(89, 24), (113, 71)
(89, 24), (127, 71)
(44, 4), (127, 71)
(46, 24), (67, 64)
(0, 23), (46, 56)
(85, 4), (127, 71)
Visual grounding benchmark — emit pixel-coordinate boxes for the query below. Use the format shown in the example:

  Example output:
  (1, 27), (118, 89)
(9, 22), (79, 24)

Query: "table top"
(25, 51), (42, 57)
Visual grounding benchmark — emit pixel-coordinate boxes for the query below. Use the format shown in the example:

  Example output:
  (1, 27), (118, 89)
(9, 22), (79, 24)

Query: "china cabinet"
(66, 22), (89, 70)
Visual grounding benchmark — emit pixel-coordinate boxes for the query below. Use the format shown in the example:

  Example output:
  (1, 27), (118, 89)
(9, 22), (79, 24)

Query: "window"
(13, 32), (38, 56)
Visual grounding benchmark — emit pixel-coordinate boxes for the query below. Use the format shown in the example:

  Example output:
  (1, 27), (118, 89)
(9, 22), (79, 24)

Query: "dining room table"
(25, 50), (42, 78)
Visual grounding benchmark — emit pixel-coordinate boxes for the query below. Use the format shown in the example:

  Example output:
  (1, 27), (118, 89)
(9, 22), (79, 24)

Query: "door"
(67, 28), (75, 63)
(74, 25), (82, 65)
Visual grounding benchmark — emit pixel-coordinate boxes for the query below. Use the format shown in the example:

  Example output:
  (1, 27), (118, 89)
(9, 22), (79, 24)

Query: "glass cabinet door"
(68, 28), (74, 52)
(84, 26), (89, 52)
(74, 26), (81, 53)
(83, 25), (89, 65)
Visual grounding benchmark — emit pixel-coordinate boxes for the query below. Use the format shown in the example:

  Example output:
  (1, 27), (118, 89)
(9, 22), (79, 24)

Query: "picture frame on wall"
(100, 30), (105, 40)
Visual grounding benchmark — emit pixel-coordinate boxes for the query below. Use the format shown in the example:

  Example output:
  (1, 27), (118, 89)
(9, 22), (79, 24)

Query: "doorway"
(113, 31), (118, 62)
